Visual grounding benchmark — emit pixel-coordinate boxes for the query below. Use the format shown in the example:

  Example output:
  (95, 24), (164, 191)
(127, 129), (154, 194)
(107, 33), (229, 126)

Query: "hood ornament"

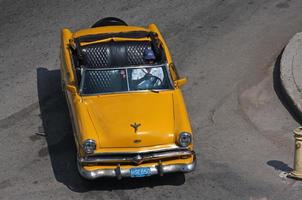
(130, 122), (141, 133)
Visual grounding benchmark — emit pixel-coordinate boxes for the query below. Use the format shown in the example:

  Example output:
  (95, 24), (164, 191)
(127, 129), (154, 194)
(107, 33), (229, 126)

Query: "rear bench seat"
(80, 41), (153, 68)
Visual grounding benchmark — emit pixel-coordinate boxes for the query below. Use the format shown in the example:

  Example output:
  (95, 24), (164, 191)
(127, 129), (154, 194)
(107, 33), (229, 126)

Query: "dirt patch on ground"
(238, 68), (296, 152)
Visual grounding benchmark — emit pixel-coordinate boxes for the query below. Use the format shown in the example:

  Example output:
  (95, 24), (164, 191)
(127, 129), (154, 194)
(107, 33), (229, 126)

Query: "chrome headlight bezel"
(82, 139), (96, 154)
(177, 132), (192, 147)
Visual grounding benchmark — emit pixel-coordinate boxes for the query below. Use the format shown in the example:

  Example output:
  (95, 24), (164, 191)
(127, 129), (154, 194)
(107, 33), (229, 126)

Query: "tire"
(91, 17), (128, 28)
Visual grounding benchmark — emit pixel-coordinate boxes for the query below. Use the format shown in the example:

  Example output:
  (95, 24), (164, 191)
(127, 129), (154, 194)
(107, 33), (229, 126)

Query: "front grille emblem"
(130, 122), (141, 133)
(133, 154), (144, 164)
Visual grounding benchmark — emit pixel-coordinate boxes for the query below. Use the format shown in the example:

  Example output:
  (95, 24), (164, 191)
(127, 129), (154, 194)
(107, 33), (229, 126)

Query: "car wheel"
(91, 17), (128, 28)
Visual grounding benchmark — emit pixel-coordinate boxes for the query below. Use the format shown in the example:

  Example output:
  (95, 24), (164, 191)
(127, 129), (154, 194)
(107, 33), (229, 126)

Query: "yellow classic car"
(60, 17), (196, 179)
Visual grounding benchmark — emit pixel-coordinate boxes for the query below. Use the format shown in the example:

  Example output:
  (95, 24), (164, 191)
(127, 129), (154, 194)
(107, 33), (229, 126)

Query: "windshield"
(80, 65), (173, 95)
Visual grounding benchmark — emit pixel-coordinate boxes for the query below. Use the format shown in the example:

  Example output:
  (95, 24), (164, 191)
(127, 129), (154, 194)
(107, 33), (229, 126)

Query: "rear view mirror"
(174, 78), (187, 88)
(66, 84), (77, 93)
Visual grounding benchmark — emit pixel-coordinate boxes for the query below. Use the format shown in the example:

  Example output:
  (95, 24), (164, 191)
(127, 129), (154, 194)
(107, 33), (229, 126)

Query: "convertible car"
(60, 17), (196, 179)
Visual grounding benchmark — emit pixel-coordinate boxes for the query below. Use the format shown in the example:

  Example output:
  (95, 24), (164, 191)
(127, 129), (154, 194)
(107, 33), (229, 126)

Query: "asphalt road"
(1, 0), (302, 199)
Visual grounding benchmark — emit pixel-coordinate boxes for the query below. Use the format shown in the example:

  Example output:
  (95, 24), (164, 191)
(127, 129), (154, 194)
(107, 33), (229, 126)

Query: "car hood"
(84, 92), (175, 148)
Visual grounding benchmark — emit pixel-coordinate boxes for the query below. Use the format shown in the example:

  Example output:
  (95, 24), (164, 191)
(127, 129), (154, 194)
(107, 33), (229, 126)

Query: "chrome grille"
(79, 148), (194, 165)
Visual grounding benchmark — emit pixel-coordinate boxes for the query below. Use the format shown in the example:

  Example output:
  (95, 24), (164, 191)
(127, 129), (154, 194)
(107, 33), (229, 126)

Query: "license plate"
(130, 167), (151, 178)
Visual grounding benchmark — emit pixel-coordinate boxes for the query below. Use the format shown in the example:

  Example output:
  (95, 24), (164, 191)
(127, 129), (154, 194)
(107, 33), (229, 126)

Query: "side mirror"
(174, 78), (187, 88)
(66, 84), (77, 93)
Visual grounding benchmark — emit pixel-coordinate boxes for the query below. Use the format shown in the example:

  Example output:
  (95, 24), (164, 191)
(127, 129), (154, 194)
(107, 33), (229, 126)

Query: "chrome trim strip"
(125, 68), (130, 91)
(91, 146), (190, 155)
(79, 150), (194, 164)
(165, 63), (175, 88)
(77, 158), (196, 180)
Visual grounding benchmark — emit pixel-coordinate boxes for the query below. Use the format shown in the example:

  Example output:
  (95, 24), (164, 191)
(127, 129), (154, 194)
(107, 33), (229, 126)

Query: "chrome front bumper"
(77, 159), (196, 180)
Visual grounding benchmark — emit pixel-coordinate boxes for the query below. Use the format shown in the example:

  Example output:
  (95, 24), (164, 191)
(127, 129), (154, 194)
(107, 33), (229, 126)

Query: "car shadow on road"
(37, 67), (185, 192)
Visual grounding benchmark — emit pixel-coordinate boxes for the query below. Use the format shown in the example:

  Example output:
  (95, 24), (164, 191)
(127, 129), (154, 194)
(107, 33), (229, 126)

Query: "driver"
(131, 48), (163, 80)
(143, 48), (156, 64)
(130, 48), (164, 89)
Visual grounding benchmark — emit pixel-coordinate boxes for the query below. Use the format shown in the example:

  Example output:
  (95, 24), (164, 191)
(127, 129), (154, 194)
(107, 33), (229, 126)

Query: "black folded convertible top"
(75, 31), (152, 44)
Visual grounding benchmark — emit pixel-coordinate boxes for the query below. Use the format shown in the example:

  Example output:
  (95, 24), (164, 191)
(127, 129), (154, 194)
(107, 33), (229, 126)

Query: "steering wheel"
(136, 74), (162, 89)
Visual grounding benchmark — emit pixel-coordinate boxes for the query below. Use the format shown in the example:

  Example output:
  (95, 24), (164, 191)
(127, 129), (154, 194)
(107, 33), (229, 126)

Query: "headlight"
(177, 132), (192, 147)
(82, 139), (96, 154)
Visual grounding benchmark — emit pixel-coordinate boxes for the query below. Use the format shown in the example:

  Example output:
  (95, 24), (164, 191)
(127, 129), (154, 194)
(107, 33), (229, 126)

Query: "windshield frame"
(79, 63), (174, 96)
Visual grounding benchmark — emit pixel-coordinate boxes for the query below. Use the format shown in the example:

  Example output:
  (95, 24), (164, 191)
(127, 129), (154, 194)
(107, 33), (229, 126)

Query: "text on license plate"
(130, 167), (151, 177)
